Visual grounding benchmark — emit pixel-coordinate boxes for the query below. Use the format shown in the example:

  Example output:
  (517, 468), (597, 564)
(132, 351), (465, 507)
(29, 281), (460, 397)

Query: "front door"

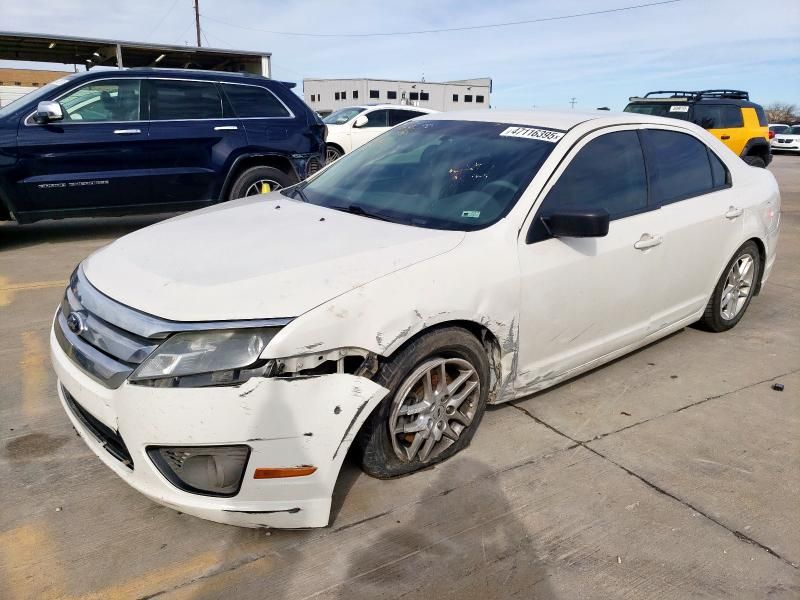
(15, 78), (151, 216)
(145, 79), (247, 206)
(515, 128), (664, 391)
(350, 109), (390, 150)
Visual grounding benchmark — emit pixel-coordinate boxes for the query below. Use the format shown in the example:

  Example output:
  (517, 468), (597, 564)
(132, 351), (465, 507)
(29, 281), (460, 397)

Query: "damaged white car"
(51, 110), (780, 528)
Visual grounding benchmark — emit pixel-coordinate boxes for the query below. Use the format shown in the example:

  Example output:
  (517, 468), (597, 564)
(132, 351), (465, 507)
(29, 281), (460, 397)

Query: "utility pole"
(194, 0), (202, 47)
(569, 97), (577, 109)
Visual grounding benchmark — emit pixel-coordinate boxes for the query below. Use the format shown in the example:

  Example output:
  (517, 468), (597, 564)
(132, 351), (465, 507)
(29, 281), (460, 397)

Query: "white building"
(303, 77), (491, 115)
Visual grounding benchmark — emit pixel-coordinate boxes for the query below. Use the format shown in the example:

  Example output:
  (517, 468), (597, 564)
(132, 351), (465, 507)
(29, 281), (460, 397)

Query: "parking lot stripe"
(0, 522), (64, 600)
(20, 331), (47, 418)
(0, 277), (65, 307)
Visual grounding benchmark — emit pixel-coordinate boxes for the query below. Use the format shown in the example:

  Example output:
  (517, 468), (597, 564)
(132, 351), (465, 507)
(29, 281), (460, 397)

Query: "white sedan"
(323, 104), (436, 162)
(51, 110), (780, 528)
(772, 124), (800, 153)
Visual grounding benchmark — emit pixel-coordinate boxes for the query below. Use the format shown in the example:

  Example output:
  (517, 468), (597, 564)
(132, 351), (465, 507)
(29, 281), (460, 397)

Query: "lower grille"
(62, 386), (134, 469)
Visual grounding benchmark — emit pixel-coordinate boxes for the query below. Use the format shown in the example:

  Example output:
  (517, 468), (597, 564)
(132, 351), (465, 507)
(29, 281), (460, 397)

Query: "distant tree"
(765, 102), (798, 124)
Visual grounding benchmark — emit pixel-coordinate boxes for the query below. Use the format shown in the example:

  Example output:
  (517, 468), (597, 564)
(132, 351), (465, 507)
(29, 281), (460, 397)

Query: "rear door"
(640, 127), (743, 325)
(219, 81), (298, 165)
(15, 77), (151, 215)
(350, 109), (390, 150)
(145, 78), (247, 206)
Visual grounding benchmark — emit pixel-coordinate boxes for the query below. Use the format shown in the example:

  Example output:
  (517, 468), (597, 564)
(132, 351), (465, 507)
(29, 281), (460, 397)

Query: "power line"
(202, 0), (682, 38)
(149, 0), (181, 40)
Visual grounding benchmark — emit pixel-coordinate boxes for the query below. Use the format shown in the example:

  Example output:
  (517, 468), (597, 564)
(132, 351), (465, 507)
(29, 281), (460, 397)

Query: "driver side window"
(528, 130), (648, 243)
(57, 79), (142, 122)
(362, 110), (389, 128)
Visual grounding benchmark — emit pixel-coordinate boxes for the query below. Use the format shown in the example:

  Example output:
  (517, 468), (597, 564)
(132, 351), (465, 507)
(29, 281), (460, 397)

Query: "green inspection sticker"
(461, 210), (481, 218)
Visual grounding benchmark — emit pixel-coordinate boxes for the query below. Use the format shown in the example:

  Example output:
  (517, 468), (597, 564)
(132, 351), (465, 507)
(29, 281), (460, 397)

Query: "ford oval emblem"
(67, 312), (86, 335)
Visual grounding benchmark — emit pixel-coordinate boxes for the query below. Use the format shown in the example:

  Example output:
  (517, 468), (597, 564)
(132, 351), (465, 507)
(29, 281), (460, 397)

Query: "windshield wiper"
(287, 185), (309, 202)
(328, 204), (394, 223)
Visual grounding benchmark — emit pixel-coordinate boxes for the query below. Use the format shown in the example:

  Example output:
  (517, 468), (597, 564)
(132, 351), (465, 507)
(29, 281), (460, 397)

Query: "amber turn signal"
(253, 466), (317, 479)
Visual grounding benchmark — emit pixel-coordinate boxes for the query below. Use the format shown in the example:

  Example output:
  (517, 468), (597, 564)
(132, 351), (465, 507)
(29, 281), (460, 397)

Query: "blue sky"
(2, 0), (798, 110)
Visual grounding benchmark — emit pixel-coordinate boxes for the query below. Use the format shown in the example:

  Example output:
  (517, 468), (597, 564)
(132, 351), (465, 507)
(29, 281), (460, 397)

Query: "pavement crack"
(510, 396), (798, 570)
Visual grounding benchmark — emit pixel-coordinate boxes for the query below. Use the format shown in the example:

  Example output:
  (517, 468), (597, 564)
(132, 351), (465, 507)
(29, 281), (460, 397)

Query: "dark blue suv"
(0, 68), (326, 224)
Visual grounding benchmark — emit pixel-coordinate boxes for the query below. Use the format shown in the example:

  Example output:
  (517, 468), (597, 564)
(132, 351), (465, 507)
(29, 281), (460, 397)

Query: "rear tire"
(697, 241), (761, 332)
(358, 327), (490, 479)
(227, 166), (294, 200)
(326, 145), (343, 163)
(743, 155), (766, 168)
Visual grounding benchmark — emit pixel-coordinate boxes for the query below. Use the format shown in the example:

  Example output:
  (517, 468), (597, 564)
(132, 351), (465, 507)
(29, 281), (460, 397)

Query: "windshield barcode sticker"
(669, 105), (690, 113)
(500, 126), (564, 142)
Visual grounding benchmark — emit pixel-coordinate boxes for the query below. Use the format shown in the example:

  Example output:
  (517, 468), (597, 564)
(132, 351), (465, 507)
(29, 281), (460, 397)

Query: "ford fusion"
(52, 111), (781, 528)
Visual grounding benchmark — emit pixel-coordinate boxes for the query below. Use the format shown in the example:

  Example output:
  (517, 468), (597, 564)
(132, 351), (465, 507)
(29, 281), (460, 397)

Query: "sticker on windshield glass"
(669, 105), (690, 113)
(461, 210), (481, 218)
(499, 126), (564, 143)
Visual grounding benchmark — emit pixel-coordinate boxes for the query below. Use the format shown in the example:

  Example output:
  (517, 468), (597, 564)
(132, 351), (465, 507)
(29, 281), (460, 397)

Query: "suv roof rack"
(630, 89), (750, 102)
(695, 89), (749, 100)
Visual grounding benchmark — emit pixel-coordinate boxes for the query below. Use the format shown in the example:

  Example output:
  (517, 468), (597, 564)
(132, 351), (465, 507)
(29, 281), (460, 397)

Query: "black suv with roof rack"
(624, 90), (771, 167)
(0, 68), (326, 224)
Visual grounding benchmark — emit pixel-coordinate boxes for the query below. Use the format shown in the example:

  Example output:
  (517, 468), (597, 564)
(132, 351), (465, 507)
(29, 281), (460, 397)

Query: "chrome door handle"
(113, 129), (141, 135)
(725, 206), (744, 219)
(634, 233), (663, 250)
(214, 125), (239, 131)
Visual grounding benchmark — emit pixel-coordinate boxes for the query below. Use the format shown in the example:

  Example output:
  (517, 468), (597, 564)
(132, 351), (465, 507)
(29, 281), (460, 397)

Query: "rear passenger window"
(222, 84), (290, 118)
(150, 80), (222, 120)
(388, 109), (424, 126)
(692, 104), (742, 129)
(708, 150), (730, 188)
(530, 131), (647, 243)
(643, 130), (714, 204)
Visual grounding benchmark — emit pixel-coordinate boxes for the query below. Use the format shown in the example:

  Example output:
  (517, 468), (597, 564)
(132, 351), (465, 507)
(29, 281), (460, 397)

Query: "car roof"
(416, 109), (684, 130)
(66, 67), (286, 85)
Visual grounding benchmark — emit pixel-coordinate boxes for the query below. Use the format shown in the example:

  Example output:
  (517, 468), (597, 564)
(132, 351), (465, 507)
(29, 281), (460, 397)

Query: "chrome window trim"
(25, 76), (296, 126)
(70, 266), (293, 339)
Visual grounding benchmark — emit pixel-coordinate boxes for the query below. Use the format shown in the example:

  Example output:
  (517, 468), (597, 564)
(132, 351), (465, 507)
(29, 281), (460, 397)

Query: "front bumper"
(771, 141), (800, 152)
(51, 328), (389, 528)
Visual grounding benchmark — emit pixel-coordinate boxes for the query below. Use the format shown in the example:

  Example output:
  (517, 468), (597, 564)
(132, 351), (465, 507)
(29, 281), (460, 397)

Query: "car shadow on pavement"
(333, 457), (557, 600)
(0, 214), (177, 251)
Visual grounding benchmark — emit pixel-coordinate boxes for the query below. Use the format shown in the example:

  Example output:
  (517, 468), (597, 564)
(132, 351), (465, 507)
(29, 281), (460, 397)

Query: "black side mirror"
(543, 209), (610, 238)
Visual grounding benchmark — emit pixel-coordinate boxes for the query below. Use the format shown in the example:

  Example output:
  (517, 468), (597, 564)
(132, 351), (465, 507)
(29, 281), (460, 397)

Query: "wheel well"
(743, 141), (769, 160)
(381, 319), (505, 401)
(327, 142), (344, 154)
(749, 237), (767, 295)
(222, 155), (298, 199)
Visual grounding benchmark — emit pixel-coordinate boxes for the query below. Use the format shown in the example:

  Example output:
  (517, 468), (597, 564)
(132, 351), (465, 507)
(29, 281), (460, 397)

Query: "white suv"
(323, 104), (436, 161)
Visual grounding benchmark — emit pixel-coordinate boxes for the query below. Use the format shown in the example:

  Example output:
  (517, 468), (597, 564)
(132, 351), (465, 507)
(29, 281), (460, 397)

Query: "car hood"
(83, 195), (464, 322)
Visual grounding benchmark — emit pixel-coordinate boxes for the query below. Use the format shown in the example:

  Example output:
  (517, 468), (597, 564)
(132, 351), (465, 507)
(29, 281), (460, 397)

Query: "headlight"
(130, 328), (279, 387)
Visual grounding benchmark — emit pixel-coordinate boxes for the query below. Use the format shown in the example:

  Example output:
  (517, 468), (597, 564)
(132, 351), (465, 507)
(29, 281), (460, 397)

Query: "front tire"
(358, 327), (490, 479)
(697, 241), (761, 332)
(326, 145), (343, 163)
(227, 166), (294, 200)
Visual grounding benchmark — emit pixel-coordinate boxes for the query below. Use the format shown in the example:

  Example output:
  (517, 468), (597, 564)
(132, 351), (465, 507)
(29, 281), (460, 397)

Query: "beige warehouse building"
(303, 77), (491, 115)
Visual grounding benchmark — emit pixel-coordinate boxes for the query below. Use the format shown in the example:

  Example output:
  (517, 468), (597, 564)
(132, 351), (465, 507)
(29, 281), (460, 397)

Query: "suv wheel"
(743, 155), (766, 168)
(228, 166), (294, 200)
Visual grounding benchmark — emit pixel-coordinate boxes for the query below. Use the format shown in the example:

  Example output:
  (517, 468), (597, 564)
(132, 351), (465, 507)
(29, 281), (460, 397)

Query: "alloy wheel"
(244, 179), (282, 196)
(388, 357), (480, 463)
(720, 253), (755, 320)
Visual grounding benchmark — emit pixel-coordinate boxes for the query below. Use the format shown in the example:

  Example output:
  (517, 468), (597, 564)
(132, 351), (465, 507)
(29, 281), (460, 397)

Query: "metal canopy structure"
(0, 31), (271, 76)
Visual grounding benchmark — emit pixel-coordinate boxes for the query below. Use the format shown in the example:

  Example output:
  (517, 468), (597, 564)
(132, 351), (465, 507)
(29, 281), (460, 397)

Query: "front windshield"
(292, 119), (559, 231)
(788, 126), (800, 135)
(624, 102), (690, 120)
(323, 107), (366, 124)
